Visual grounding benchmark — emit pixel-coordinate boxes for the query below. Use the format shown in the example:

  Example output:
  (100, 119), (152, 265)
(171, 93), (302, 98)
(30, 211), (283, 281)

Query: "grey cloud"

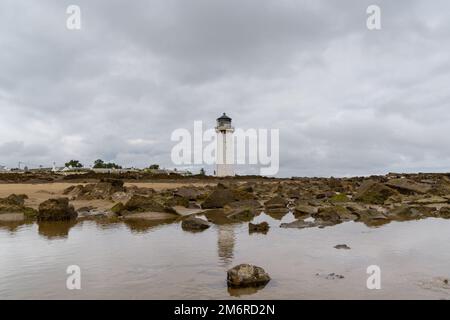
(0, 0), (449, 176)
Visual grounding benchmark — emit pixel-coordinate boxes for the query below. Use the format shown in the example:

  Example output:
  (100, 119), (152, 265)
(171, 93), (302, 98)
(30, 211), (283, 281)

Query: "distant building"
(0, 165), (8, 172)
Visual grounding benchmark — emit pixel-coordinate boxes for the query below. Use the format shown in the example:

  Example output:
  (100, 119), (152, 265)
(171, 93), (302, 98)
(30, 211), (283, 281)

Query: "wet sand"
(0, 182), (214, 210)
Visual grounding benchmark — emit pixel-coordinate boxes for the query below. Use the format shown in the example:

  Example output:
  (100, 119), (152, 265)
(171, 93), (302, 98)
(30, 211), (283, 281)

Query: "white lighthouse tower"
(215, 113), (235, 177)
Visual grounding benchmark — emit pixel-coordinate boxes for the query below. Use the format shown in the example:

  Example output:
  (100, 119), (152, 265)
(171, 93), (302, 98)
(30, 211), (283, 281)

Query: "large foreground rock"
(227, 264), (271, 287)
(37, 198), (77, 221)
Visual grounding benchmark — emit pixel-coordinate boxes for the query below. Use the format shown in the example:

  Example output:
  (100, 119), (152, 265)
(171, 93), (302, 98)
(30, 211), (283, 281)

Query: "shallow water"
(1, 212), (450, 299)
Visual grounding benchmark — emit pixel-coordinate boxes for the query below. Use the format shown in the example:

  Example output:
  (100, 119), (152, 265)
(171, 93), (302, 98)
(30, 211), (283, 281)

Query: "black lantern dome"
(216, 113), (232, 128)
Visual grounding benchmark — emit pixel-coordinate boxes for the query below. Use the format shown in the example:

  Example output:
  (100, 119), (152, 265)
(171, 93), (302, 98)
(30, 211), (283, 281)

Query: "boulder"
(294, 204), (317, 216)
(354, 180), (398, 204)
(313, 206), (357, 223)
(355, 209), (390, 227)
(386, 178), (432, 194)
(439, 207), (450, 219)
(174, 186), (203, 201)
(202, 184), (254, 209)
(264, 196), (287, 209)
(124, 195), (174, 213)
(248, 221), (269, 233)
(0, 194), (28, 212)
(181, 216), (210, 232)
(37, 198), (77, 221)
(0, 194), (37, 218)
(227, 264), (271, 288)
(63, 179), (125, 200)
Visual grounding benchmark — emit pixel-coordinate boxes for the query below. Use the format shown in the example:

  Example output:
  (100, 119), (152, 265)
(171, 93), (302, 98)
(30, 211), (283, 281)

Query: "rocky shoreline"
(2, 173), (450, 232)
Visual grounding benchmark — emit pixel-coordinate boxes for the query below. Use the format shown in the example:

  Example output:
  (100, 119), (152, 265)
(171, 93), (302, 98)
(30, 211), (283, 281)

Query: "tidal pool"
(1, 212), (450, 299)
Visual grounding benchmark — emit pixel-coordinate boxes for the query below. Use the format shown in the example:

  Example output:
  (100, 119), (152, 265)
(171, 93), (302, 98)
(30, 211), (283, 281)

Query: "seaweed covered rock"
(354, 180), (398, 204)
(63, 179), (125, 200)
(264, 196), (287, 210)
(202, 183), (254, 209)
(124, 195), (175, 213)
(227, 264), (271, 288)
(0, 194), (37, 218)
(37, 198), (77, 221)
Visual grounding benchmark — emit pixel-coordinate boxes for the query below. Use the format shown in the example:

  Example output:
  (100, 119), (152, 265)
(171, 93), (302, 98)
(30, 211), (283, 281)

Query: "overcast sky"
(0, 0), (449, 177)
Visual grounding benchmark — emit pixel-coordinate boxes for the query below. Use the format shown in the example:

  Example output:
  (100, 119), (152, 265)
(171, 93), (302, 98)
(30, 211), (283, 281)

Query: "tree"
(199, 168), (206, 176)
(65, 160), (83, 168)
(93, 159), (122, 169)
(93, 159), (105, 168)
(148, 164), (160, 170)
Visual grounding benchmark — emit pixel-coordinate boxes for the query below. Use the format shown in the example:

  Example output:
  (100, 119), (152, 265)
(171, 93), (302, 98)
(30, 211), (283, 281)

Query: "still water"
(1, 212), (450, 299)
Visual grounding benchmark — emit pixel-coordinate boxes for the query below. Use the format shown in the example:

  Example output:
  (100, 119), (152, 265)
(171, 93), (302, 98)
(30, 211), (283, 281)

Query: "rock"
(280, 219), (317, 229)
(63, 179), (126, 200)
(354, 180), (398, 204)
(355, 209), (390, 227)
(203, 209), (234, 225)
(227, 264), (271, 288)
(438, 207), (450, 218)
(110, 202), (125, 215)
(386, 178), (432, 194)
(187, 202), (201, 209)
(202, 184), (253, 209)
(77, 207), (107, 219)
(248, 221), (269, 233)
(294, 204), (317, 216)
(334, 244), (351, 250)
(387, 205), (431, 221)
(227, 208), (256, 222)
(316, 272), (345, 280)
(329, 193), (349, 203)
(224, 199), (262, 211)
(313, 206), (357, 223)
(37, 198), (77, 221)
(123, 212), (179, 221)
(126, 185), (155, 196)
(111, 191), (132, 202)
(174, 186), (203, 201)
(264, 196), (287, 209)
(181, 216), (210, 232)
(0, 194), (36, 218)
(280, 218), (335, 229)
(412, 196), (448, 205)
(124, 195), (175, 213)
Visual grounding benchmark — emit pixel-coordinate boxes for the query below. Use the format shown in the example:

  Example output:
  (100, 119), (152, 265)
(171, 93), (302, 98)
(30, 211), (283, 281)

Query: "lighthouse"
(215, 113), (235, 177)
